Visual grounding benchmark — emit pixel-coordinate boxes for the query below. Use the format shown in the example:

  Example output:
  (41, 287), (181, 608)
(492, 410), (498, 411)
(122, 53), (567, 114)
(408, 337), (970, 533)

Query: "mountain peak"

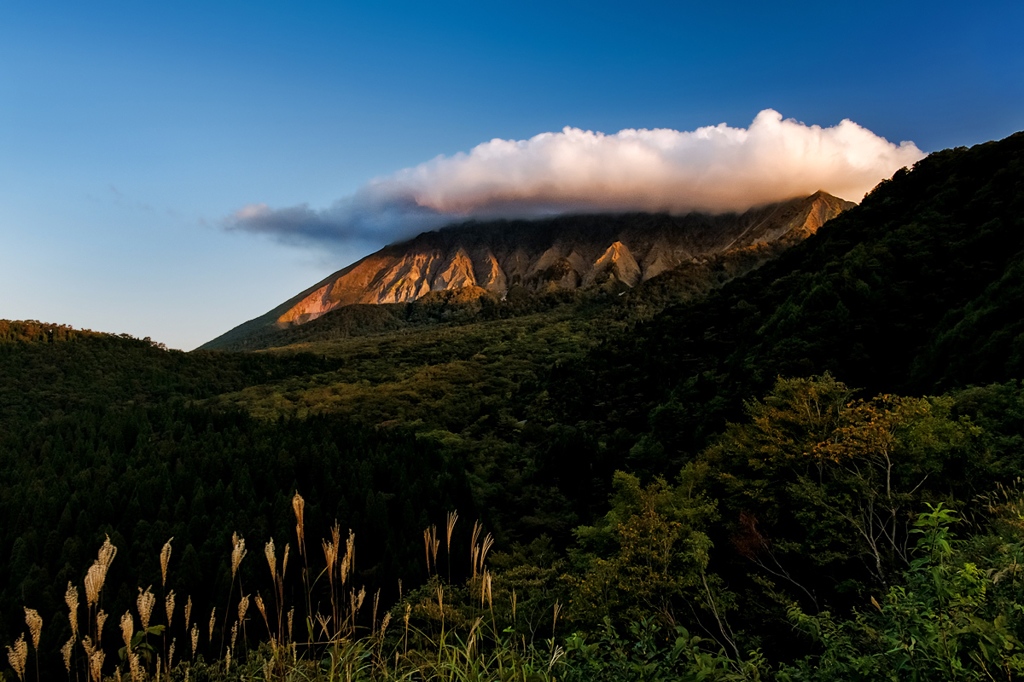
(204, 192), (854, 348)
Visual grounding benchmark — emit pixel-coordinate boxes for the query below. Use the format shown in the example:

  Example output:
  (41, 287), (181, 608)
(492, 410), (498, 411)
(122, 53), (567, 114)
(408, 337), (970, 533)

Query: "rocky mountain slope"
(204, 191), (853, 348)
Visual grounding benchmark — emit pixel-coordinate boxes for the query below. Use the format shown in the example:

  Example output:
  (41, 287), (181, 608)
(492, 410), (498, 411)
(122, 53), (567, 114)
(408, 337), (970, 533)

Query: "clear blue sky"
(1, 1), (1021, 349)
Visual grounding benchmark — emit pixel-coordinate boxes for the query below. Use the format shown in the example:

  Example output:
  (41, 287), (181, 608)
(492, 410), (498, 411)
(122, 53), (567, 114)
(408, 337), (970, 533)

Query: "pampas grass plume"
(137, 587), (155, 632)
(265, 539), (277, 583)
(6, 633), (26, 681)
(292, 491), (305, 557)
(96, 609), (107, 644)
(61, 637), (73, 674)
(160, 538), (173, 588)
(65, 582), (79, 639)
(238, 594), (249, 624)
(120, 611), (133, 649)
(23, 608), (41, 651)
(165, 590), (175, 630)
(231, 533), (246, 579)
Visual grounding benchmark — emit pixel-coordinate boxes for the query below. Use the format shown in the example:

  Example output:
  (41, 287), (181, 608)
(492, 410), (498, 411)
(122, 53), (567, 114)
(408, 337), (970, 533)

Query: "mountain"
(6, 132), (1024, 680)
(551, 130), (1024, 459)
(204, 191), (853, 349)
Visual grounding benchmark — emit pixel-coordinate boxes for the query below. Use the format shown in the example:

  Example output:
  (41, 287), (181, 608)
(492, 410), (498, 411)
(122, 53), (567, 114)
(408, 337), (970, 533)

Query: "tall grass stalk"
(220, 533), (246, 658)
(3, 495), (576, 682)
(159, 538), (173, 669)
(445, 511), (458, 585)
(293, 491), (313, 649)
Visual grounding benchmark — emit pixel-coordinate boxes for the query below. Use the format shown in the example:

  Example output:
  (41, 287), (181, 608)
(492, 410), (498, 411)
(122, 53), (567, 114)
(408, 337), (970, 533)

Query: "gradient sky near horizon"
(2, 1), (1022, 350)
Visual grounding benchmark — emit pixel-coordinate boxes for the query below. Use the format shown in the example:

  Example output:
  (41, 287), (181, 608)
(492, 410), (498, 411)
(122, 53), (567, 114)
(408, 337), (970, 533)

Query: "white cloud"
(227, 109), (925, 245)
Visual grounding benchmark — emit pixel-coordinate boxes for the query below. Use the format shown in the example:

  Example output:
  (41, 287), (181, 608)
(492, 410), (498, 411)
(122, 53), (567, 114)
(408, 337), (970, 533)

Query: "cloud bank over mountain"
(228, 109), (925, 246)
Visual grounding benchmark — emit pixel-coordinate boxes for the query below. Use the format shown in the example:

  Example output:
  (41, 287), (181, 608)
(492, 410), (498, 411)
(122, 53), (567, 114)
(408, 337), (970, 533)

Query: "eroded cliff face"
(273, 191), (853, 327)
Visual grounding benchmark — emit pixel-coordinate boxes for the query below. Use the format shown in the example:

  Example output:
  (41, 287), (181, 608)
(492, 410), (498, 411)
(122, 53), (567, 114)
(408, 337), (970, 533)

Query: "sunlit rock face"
(268, 191), (853, 327)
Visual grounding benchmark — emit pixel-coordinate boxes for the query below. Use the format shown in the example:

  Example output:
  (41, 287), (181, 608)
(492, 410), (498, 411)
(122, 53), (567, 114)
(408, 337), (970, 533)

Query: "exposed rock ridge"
(223, 191), (855, 334)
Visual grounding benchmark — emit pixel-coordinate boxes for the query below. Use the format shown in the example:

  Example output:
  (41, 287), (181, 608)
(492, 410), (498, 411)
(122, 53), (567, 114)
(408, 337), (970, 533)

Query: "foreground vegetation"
(2, 131), (1024, 680)
(5, 376), (1024, 681)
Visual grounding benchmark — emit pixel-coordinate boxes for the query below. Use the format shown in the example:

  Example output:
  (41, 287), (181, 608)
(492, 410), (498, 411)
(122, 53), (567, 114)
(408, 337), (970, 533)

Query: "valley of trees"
(1, 131), (1023, 681)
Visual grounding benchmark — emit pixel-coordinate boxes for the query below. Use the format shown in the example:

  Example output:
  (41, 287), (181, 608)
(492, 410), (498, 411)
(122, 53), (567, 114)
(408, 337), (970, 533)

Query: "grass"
(8, 495), (572, 682)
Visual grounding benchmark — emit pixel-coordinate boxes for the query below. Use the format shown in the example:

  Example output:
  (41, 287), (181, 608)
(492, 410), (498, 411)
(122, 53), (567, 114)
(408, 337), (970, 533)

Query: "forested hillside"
(553, 131), (1024, 461)
(2, 131), (1024, 681)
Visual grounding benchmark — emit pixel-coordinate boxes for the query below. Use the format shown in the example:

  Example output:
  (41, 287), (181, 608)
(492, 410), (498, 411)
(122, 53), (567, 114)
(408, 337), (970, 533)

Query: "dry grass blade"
(340, 549), (351, 586)
(81, 636), (106, 682)
(431, 528), (440, 572)
(6, 633), (26, 681)
(466, 616), (483, 654)
(231, 533), (247, 579)
(322, 531), (340, 638)
(372, 589), (380, 634)
(255, 594), (269, 633)
(85, 535), (118, 607)
(80, 635), (95, 665)
(160, 538), (173, 588)
(292, 491), (305, 557)
(323, 537), (338, 581)
(23, 608), (41, 651)
(98, 535), (117, 571)
(446, 510), (459, 554)
(238, 594), (250, 624)
(61, 637), (73, 674)
(480, 533), (494, 571)
(165, 590), (175, 630)
(88, 647), (104, 682)
(315, 613), (331, 640)
(349, 586), (366, 631)
(422, 525), (440, 574)
(96, 609), (107, 644)
(343, 529), (355, 585)
(84, 564), (103, 611)
(402, 602), (411, 656)
(548, 644), (566, 672)
(265, 538), (277, 583)
(137, 586), (155, 632)
(120, 611), (133, 648)
(479, 569), (488, 607)
(65, 582), (79, 639)
(128, 650), (140, 682)
(470, 521), (482, 577)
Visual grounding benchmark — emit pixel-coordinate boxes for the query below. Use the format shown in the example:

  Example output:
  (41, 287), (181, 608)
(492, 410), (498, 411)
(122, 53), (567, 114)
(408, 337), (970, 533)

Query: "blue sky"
(1, 1), (1021, 349)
